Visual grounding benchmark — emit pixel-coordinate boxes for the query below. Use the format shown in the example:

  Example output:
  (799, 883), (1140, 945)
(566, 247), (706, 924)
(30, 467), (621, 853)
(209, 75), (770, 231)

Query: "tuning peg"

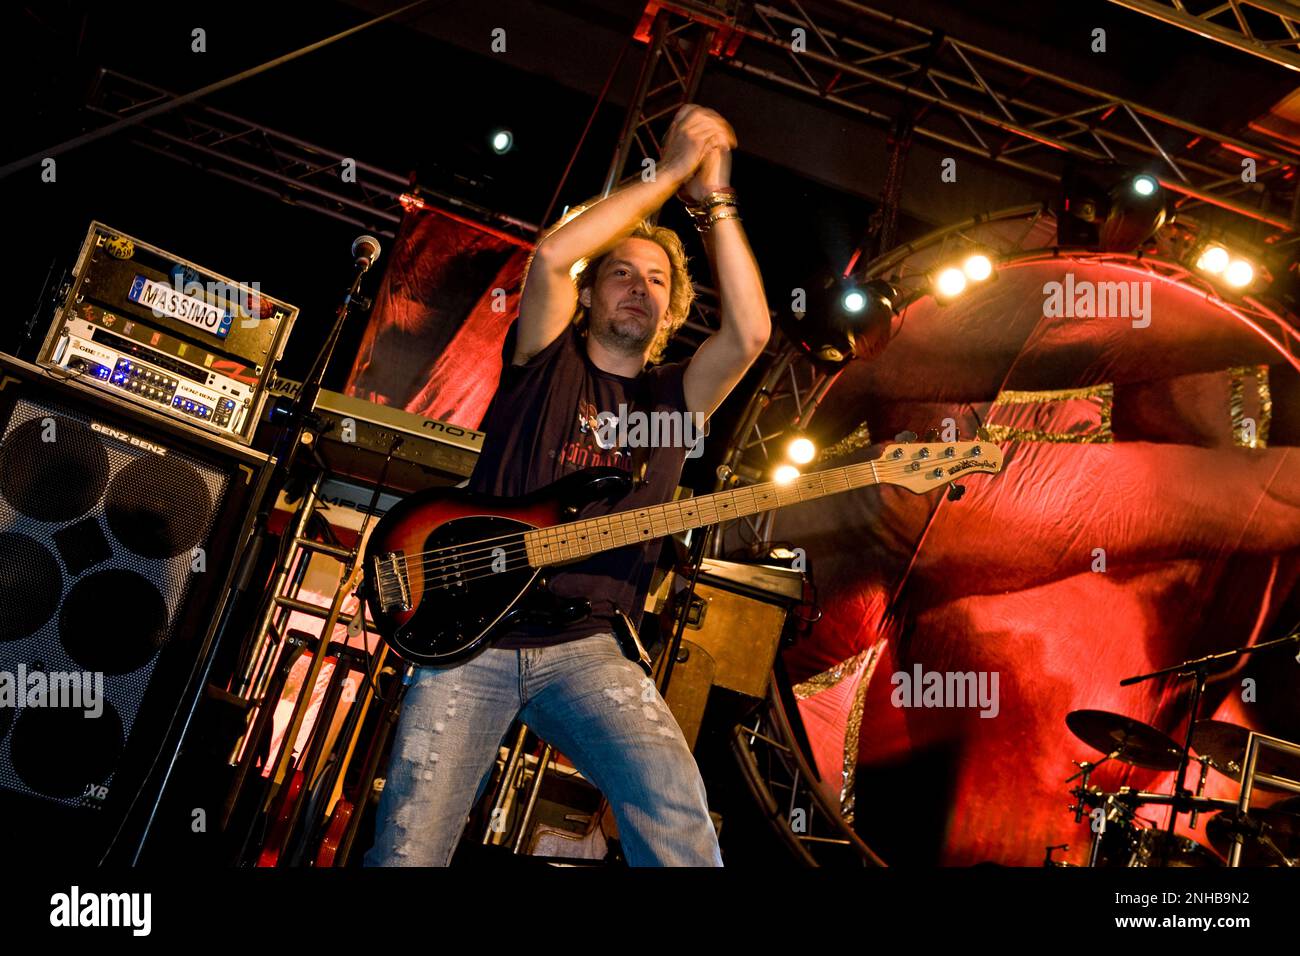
(923, 427), (941, 442)
(947, 483), (966, 502)
(894, 430), (917, 443)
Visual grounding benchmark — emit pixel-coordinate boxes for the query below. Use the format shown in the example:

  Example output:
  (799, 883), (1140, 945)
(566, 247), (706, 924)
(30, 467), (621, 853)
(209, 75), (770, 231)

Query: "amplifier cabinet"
(0, 354), (271, 863)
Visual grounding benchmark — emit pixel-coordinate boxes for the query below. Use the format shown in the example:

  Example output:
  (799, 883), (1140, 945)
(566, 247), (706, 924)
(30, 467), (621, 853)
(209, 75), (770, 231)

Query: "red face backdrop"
(344, 205), (531, 428)
(778, 259), (1300, 865)
(347, 205), (1299, 866)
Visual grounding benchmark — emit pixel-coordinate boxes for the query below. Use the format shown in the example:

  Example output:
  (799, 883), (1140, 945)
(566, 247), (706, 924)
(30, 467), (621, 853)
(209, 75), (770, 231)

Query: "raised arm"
(512, 105), (733, 365)
(680, 144), (771, 420)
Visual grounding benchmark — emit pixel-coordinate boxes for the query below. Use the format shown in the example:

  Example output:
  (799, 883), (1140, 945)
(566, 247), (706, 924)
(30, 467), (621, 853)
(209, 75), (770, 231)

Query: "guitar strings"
(374, 455), (988, 588)
(373, 455), (993, 594)
(380, 453), (976, 569)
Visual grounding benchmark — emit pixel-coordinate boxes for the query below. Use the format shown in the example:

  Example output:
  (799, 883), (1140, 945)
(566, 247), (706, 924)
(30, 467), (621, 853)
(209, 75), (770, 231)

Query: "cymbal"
(1191, 720), (1300, 791)
(1206, 807), (1300, 866)
(1066, 710), (1184, 771)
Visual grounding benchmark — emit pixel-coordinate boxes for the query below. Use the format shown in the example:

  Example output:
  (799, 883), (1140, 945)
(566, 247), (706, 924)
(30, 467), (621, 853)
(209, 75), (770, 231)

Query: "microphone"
(716, 464), (742, 488)
(352, 235), (382, 272)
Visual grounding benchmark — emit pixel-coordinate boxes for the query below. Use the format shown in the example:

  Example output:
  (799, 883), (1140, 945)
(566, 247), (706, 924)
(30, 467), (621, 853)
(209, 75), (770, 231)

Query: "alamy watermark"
(1043, 273), (1151, 328)
(590, 403), (707, 458)
(50, 886), (151, 936)
(0, 665), (105, 718)
(891, 664), (1000, 718)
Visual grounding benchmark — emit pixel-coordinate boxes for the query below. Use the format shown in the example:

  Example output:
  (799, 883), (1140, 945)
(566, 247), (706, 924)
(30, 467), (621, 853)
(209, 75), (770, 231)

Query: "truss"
(730, 673), (885, 865)
(647, 0), (1300, 235)
(1107, 0), (1300, 73)
(84, 69), (535, 241)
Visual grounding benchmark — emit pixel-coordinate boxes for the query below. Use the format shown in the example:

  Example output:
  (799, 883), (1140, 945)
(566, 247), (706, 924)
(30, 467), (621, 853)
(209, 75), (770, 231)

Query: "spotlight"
(1098, 176), (1167, 252)
(1132, 174), (1158, 196)
(489, 129), (514, 154)
(780, 275), (898, 367)
(1057, 163), (1170, 252)
(1196, 245), (1230, 274)
(1225, 259), (1255, 288)
(934, 267), (968, 299)
(1189, 239), (1264, 292)
(963, 253), (993, 281)
(773, 464), (800, 485)
(841, 289), (867, 314)
(787, 436), (816, 465)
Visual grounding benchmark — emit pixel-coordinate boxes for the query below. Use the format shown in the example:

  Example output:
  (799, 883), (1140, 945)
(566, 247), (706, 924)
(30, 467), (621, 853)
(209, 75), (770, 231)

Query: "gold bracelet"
(697, 207), (741, 233)
(680, 187), (738, 219)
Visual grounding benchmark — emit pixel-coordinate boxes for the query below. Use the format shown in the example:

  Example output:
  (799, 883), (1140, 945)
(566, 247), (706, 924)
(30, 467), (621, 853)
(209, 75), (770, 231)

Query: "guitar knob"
(947, 483), (966, 502)
(894, 430), (917, 443)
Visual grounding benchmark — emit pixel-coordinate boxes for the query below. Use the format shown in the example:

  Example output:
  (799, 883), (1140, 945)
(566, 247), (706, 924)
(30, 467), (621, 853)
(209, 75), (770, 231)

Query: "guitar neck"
(523, 459), (881, 567)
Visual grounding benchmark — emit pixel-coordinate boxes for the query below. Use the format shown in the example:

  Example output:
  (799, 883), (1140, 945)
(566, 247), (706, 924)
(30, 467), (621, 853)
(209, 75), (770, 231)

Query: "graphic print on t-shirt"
(559, 398), (629, 471)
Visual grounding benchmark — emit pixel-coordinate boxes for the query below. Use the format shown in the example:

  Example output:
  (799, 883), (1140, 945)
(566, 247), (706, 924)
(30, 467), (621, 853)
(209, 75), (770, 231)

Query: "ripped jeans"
(363, 631), (723, 867)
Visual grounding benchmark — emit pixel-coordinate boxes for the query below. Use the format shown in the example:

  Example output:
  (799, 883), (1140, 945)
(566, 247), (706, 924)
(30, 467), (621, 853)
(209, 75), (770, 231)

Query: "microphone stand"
(120, 238), (383, 864)
(1119, 624), (1300, 842)
(229, 241), (381, 697)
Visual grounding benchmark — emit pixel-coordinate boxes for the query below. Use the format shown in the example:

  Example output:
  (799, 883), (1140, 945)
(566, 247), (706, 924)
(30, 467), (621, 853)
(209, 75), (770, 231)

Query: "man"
(365, 105), (770, 867)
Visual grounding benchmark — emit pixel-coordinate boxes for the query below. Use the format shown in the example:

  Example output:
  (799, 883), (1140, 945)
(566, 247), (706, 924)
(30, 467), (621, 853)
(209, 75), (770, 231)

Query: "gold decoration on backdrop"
(1229, 365), (1270, 448)
(983, 382), (1114, 443)
(816, 420), (873, 464)
(793, 638), (886, 823)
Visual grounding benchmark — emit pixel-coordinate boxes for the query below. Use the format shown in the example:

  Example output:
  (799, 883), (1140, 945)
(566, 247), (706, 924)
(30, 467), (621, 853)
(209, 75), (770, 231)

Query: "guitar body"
(256, 769), (304, 868)
(315, 798), (352, 868)
(362, 467), (633, 667)
(361, 441), (1005, 668)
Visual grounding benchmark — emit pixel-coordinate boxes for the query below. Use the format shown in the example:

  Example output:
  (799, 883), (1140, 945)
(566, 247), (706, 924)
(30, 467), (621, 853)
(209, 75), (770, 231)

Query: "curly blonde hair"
(537, 207), (696, 366)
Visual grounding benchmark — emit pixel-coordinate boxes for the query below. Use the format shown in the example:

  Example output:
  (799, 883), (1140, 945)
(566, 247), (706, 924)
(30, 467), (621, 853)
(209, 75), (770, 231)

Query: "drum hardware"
(1118, 625), (1300, 848)
(1063, 708), (1262, 868)
(1206, 806), (1300, 867)
(1192, 719), (1300, 792)
(1064, 710), (1182, 770)
(1042, 843), (1070, 867)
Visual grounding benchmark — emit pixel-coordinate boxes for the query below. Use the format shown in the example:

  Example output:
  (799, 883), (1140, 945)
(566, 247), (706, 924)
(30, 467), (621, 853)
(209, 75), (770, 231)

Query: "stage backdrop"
(344, 204), (532, 428)
(777, 258), (1300, 866)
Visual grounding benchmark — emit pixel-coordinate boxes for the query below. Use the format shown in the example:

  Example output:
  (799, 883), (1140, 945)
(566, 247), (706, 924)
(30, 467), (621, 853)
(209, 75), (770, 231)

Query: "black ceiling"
(3, 0), (1296, 372)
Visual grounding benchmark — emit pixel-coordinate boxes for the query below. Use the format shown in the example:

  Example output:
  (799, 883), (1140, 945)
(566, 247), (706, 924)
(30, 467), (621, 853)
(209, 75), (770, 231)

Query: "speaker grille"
(0, 416), (109, 521)
(0, 396), (230, 807)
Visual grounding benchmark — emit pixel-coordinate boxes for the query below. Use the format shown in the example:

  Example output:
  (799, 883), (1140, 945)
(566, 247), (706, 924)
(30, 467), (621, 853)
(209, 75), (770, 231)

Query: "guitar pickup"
(375, 552), (411, 613)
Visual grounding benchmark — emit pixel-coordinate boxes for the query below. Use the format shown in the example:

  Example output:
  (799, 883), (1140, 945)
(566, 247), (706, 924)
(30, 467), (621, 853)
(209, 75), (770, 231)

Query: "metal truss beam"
(1107, 0), (1300, 74)
(650, 0), (1300, 235)
(84, 69), (537, 241)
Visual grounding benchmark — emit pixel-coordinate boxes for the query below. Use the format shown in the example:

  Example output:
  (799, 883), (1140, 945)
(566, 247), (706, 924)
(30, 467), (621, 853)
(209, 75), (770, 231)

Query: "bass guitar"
(362, 439), (1003, 666)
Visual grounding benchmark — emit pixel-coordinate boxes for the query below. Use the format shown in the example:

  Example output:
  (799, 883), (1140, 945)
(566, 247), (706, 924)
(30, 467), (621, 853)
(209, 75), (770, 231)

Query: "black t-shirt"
(467, 321), (705, 648)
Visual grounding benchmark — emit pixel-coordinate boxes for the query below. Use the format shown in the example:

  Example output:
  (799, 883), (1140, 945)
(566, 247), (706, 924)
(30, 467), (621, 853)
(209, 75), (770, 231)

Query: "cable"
(0, 0), (442, 179)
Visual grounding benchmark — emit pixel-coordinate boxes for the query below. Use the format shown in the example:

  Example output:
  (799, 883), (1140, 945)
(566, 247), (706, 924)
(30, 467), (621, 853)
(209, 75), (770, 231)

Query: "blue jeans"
(363, 632), (723, 867)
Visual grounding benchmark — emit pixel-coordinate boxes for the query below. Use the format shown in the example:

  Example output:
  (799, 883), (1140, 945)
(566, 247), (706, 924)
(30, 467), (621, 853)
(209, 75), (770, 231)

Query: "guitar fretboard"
(522, 458), (885, 566)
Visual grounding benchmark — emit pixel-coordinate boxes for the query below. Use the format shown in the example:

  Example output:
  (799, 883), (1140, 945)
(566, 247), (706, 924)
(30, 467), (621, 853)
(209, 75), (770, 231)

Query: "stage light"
(1225, 259), (1255, 288)
(1132, 174), (1158, 197)
(1057, 163), (1169, 252)
(1196, 245), (1230, 274)
(935, 267), (967, 298)
(773, 464), (800, 484)
(780, 275), (898, 367)
(787, 436), (816, 465)
(490, 129), (514, 154)
(963, 253), (993, 281)
(1190, 239), (1263, 292)
(1098, 176), (1167, 252)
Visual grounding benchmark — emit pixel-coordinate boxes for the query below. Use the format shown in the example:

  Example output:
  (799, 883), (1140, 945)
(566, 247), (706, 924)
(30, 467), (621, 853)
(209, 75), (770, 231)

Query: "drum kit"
(1058, 709), (1300, 867)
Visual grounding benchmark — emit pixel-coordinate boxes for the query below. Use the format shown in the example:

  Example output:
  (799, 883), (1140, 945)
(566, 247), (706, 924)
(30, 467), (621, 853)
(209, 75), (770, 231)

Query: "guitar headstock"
(874, 441), (1004, 494)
